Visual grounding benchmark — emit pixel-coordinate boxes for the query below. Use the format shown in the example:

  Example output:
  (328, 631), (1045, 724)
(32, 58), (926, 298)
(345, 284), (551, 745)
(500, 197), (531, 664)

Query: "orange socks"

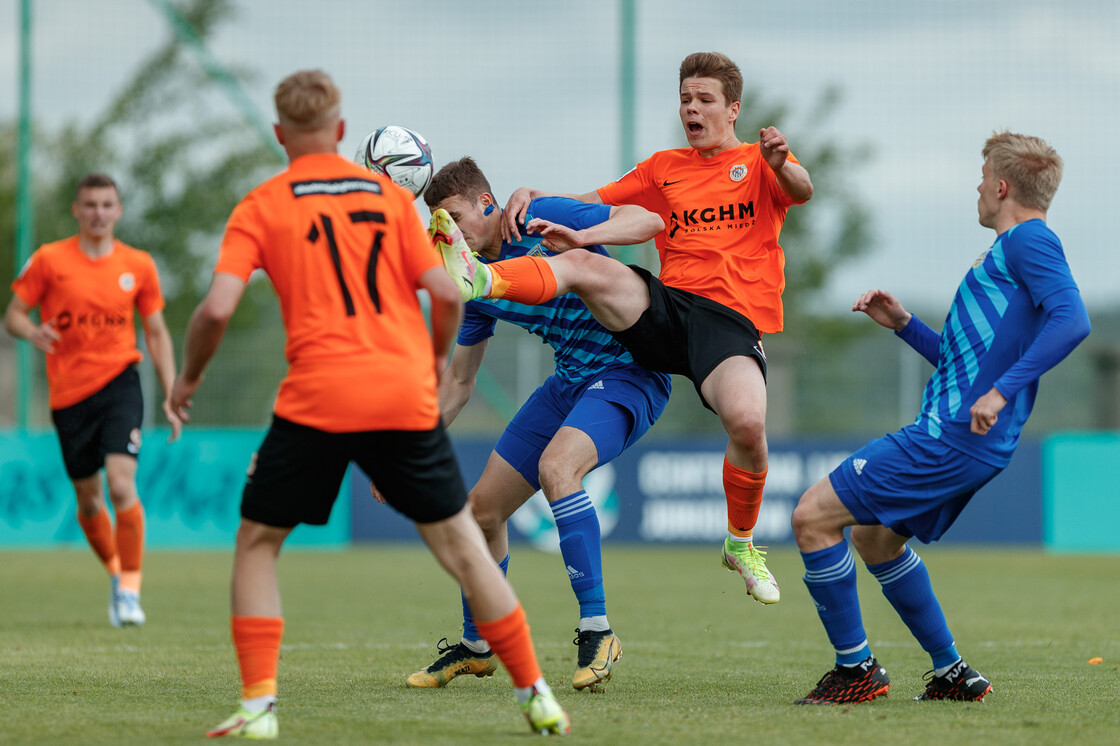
(488, 256), (557, 304)
(724, 458), (767, 538)
(76, 509), (121, 577)
(114, 502), (145, 593)
(474, 603), (541, 689)
(232, 616), (285, 699)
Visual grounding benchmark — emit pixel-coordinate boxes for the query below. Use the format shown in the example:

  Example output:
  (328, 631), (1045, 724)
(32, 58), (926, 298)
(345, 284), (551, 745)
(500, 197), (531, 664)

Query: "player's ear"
(337, 119), (346, 142)
(273, 123), (286, 146)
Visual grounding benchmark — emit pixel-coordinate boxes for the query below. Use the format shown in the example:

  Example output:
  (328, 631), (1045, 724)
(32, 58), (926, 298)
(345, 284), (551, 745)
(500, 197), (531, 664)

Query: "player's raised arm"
(529, 204), (664, 253)
(759, 126), (813, 203)
(851, 289), (911, 331)
(503, 187), (603, 242)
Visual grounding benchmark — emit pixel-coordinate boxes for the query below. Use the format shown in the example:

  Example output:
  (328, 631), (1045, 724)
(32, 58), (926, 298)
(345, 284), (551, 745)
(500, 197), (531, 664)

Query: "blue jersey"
(910, 219), (1083, 467)
(458, 197), (667, 387)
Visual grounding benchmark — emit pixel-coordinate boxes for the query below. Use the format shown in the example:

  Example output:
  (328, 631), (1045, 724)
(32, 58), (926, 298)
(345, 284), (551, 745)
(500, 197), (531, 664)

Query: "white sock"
(934, 657), (962, 677)
(461, 637), (491, 655)
(481, 266), (493, 296)
(579, 616), (610, 633)
(514, 677), (552, 705)
(240, 695), (276, 714)
(727, 532), (753, 544)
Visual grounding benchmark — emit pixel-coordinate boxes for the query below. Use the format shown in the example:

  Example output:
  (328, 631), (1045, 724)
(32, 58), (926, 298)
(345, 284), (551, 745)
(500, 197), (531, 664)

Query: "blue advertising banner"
(0, 429), (349, 548)
(350, 436), (1042, 550)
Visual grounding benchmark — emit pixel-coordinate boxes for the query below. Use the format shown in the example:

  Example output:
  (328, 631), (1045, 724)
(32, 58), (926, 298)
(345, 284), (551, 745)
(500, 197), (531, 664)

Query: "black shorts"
(241, 415), (468, 529)
(611, 265), (767, 410)
(51, 366), (143, 480)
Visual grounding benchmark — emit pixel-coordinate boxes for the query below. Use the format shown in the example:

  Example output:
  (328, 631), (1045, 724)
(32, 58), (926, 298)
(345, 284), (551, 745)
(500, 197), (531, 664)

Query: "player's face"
(434, 194), (500, 258)
(72, 186), (123, 240)
(976, 159), (1001, 229)
(679, 77), (740, 156)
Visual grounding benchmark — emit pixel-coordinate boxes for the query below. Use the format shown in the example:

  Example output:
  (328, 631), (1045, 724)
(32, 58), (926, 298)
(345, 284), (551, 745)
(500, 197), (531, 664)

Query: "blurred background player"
(395, 157), (669, 691)
(442, 52), (813, 605)
(790, 132), (1090, 705)
(170, 70), (568, 739)
(4, 172), (181, 628)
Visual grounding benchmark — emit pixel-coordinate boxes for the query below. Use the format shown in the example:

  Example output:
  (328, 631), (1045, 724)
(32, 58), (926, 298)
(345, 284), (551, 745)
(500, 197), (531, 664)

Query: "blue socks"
(461, 554), (509, 644)
(551, 491), (606, 619)
(801, 541), (870, 665)
(867, 545), (958, 670)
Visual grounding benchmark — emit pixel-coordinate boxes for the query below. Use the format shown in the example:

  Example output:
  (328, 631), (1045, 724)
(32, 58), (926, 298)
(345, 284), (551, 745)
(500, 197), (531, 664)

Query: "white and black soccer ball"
(354, 125), (434, 200)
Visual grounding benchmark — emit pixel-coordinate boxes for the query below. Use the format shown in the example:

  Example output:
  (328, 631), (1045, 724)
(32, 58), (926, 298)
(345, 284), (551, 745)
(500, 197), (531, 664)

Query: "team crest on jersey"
(729, 164), (748, 182)
(119, 272), (136, 291)
(972, 251), (988, 268)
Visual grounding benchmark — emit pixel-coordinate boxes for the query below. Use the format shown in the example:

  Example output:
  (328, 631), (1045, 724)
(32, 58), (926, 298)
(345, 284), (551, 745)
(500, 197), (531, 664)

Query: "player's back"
(216, 153), (442, 432)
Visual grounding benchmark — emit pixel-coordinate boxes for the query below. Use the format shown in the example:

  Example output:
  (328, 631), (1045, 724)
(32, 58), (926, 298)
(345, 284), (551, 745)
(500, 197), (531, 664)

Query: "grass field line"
(7, 636), (1115, 659)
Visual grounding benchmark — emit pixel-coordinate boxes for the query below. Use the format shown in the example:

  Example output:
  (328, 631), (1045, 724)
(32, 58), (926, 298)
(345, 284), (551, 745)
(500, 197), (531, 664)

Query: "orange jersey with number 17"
(214, 153), (442, 432)
(597, 142), (804, 333)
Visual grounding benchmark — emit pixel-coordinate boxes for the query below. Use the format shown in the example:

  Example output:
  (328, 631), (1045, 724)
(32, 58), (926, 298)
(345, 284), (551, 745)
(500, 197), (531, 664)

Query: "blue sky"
(3, 0), (1117, 316)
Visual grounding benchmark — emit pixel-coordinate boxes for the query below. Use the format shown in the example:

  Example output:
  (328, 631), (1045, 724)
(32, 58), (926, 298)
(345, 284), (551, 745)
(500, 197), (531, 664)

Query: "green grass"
(1, 545), (1117, 745)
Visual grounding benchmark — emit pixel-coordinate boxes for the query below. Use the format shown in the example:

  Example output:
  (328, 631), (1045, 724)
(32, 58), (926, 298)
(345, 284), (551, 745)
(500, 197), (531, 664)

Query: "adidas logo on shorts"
(853, 458), (867, 475)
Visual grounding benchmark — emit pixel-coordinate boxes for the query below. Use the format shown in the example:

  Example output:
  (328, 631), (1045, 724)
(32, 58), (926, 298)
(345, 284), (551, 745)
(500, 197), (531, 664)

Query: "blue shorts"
(829, 424), (1002, 543)
(496, 363), (670, 490)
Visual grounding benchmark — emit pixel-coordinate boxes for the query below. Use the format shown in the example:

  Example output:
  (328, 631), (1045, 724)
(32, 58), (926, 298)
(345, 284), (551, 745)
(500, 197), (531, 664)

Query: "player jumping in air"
(439, 52), (812, 605)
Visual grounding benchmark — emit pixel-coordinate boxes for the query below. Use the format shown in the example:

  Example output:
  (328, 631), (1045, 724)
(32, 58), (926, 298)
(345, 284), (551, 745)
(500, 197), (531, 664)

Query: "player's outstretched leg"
(915, 660), (992, 702)
(429, 209), (488, 301)
(721, 537), (780, 604)
(406, 637), (498, 688)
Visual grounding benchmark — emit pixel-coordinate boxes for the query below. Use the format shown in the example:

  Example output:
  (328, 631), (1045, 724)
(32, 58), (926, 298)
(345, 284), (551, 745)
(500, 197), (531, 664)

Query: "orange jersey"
(597, 142), (804, 333)
(10, 236), (164, 409)
(214, 153), (442, 432)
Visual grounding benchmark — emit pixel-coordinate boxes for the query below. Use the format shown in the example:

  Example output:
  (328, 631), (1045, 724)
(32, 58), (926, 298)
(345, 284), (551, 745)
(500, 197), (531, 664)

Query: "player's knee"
(468, 495), (504, 538)
(558, 249), (620, 294)
(723, 410), (766, 453)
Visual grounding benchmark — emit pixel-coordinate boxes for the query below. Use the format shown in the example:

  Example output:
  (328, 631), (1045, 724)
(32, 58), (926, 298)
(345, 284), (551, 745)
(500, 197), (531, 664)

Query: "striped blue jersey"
(914, 219), (1081, 466)
(457, 197), (664, 386)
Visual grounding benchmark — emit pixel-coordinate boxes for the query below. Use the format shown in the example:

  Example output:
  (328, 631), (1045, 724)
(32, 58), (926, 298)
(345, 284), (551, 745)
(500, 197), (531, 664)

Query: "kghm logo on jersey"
(667, 201), (755, 239)
(729, 164), (748, 182)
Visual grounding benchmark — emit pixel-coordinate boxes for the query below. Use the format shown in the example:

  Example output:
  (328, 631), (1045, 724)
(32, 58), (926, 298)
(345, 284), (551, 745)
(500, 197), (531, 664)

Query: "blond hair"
(982, 131), (1063, 211)
(679, 52), (743, 107)
(274, 70), (341, 131)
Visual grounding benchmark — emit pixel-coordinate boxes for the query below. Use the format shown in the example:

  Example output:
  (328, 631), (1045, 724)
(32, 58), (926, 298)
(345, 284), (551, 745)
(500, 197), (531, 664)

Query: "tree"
(2, 0), (286, 426)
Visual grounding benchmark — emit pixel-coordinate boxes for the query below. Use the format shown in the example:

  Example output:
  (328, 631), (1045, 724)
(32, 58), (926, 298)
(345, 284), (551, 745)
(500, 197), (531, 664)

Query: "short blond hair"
(274, 70), (341, 130)
(982, 131), (1063, 211)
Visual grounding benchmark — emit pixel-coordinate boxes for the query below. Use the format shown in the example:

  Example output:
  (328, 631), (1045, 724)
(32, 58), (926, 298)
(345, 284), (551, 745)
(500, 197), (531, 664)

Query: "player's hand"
(161, 397), (183, 443)
(503, 187), (533, 242)
(369, 481), (387, 505)
(30, 321), (61, 354)
(169, 374), (201, 427)
(970, 387), (1007, 435)
(852, 289), (911, 331)
(526, 218), (585, 252)
(759, 126), (791, 172)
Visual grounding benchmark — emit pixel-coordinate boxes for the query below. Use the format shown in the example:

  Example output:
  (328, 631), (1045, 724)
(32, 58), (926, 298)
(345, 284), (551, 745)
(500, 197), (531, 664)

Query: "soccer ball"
(354, 125), (434, 199)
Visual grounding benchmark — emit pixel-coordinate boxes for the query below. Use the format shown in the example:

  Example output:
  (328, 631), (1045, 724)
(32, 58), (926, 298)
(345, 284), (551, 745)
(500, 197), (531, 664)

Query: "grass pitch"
(1, 544), (1117, 745)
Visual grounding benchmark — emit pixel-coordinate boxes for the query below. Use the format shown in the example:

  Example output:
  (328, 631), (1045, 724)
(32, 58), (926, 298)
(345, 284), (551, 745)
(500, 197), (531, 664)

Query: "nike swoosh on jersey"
(662, 179), (685, 186)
